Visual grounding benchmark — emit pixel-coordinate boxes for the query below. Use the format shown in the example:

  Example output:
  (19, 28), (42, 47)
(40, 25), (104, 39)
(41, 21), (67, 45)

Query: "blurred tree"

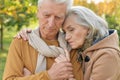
(74, 0), (120, 45)
(2, 0), (37, 30)
(0, 0), (37, 49)
(0, 0), (5, 49)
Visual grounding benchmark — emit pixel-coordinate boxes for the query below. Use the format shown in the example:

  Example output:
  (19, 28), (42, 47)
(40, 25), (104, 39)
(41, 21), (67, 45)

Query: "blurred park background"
(0, 0), (120, 79)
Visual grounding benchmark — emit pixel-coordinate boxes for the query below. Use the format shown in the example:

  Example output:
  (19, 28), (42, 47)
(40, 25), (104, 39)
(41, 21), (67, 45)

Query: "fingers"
(60, 73), (74, 80)
(59, 54), (67, 61)
(15, 28), (32, 40)
(55, 54), (67, 63)
(48, 62), (74, 80)
(69, 78), (76, 80)
(55, 58), (61, 63)
(54, 50), (73, 79)
(26, 29), (32, 33)
(63, 62), (73, 68)
(58, 62), (74, 79)
(64, 49), (70, 61)
(20, 29), (28, 41)
(55, 49), (70, 63)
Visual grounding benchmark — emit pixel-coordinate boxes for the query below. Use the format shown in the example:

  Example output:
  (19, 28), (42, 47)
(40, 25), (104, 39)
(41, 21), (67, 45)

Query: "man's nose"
(48, 16), (55, 28)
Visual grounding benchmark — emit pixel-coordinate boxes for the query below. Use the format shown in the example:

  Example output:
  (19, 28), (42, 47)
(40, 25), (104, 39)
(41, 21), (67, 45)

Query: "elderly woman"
(56, 6), (120, 80)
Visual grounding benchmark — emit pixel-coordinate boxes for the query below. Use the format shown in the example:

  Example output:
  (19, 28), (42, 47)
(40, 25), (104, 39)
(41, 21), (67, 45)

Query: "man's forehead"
(42, 9), (66, 16)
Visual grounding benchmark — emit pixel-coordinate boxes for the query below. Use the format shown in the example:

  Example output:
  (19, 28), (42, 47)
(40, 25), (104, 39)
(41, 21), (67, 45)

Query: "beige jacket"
(3, 38), (83, 80)
(83, 30), (120, 80)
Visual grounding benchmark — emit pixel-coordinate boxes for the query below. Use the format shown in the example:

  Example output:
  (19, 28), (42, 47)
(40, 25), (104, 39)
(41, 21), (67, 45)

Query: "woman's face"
(63, 15), (89, 49)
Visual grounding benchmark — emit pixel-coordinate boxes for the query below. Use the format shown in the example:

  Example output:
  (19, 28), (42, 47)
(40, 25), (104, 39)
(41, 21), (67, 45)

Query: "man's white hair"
(66, 6), (109, 49)
(38, 0), (73, 12)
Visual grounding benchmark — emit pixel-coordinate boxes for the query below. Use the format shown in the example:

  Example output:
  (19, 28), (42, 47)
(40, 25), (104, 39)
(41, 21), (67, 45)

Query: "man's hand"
(15, 28), (32, 40)
(48, 62), (74, 80)
(49, 49), (75, 80)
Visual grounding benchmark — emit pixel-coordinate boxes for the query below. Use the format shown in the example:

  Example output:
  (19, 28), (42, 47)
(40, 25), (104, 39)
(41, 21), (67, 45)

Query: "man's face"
(37, 1), (67, 40)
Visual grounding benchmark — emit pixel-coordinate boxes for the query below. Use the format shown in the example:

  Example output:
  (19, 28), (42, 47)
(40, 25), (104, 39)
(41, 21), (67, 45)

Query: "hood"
(84, 30), (120, 53)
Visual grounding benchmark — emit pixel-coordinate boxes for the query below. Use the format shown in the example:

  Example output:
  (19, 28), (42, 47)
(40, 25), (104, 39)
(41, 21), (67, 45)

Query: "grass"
(0, 56), (6, 80)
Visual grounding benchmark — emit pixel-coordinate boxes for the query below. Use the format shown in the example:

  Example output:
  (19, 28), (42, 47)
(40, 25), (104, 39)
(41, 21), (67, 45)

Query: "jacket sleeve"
(3, 39), (50, 80)
(90, 49), (119, 80)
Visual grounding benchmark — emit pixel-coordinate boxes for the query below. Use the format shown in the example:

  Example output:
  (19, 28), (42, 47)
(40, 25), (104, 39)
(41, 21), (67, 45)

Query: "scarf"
(28, 27), (69, 73)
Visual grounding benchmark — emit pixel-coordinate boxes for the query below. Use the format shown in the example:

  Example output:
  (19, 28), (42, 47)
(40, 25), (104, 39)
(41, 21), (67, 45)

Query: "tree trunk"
(0, 23), (3, 50)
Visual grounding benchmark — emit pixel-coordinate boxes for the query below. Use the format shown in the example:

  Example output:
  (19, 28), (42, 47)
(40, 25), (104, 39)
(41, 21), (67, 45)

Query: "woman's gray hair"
(66, 6), (109, 49)
(38, 0), (73, 13)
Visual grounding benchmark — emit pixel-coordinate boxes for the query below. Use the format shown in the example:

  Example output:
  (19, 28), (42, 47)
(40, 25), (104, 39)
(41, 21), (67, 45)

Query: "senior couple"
(3, 0), (120, 80)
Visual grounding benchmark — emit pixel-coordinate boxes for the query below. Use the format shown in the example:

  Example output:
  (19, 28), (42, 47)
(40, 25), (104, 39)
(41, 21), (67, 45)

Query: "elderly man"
(3, 0), (83, 80)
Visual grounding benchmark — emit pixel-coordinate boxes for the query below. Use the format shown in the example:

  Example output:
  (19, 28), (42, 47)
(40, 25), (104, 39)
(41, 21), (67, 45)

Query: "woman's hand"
(55, 49), (70, 63)
(15, 28), (32, 40)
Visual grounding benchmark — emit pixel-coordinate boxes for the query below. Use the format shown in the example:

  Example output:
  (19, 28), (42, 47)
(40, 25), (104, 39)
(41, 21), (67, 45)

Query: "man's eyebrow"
(42, 11), (50, 14)
(57, 14), (65, 17)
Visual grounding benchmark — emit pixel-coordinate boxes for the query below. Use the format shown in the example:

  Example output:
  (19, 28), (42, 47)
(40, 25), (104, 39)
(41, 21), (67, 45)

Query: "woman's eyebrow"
(63, 25), (71, 31)
(67, 25), (72, 29)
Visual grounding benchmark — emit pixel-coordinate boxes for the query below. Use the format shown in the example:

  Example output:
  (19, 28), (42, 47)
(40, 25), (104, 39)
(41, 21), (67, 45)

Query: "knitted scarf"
(28, 27), (69, 73)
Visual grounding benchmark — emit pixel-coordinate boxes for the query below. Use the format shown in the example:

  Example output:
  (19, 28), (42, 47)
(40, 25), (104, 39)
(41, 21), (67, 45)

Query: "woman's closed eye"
(68, 27), (74, 32)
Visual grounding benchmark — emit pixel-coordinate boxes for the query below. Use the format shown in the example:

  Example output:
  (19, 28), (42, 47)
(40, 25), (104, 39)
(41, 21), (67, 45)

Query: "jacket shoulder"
(91, 48), (120, 62)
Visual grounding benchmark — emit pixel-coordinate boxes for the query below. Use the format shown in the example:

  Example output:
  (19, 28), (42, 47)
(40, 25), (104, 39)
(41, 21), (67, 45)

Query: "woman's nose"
(65, 33), (71, 41)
